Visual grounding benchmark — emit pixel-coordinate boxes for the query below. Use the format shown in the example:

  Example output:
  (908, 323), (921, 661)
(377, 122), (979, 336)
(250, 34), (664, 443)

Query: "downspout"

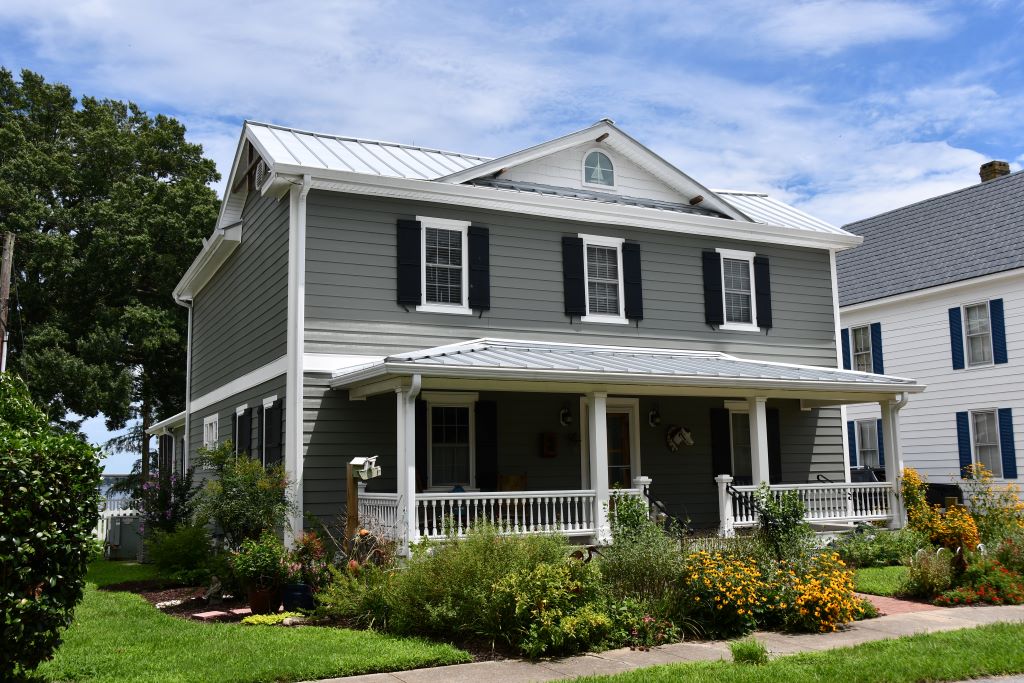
(829, 248), (854, 485)
(285, 174), (312, 546)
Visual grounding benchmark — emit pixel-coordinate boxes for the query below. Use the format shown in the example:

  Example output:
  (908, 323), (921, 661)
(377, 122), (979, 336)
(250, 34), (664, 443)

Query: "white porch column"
(395, 386), (419, 555)
(748, 397), (770, 485)
(715, 474), (735, 537)
(587, 392), (611, 543)
(881, 396), (907, 528)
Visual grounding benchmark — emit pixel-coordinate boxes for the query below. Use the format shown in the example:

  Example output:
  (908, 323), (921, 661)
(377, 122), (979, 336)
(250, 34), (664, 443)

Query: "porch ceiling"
(329, 338), (924, 401)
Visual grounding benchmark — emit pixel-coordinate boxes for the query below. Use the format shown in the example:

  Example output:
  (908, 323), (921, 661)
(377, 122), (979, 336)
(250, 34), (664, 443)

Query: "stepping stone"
(229, 608), (252, 617)
(192, 610), (229, 621)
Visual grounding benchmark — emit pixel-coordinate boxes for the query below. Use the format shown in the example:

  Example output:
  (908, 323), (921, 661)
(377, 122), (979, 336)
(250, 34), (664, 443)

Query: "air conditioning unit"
(254, 159), (271, 190)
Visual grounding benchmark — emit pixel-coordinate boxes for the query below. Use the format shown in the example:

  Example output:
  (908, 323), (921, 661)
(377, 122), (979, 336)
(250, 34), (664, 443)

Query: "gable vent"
(254, 159), (271, 189)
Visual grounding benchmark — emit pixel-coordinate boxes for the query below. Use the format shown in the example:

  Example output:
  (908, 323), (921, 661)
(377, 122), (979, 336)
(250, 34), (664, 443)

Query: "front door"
(607, 412), (632, 488)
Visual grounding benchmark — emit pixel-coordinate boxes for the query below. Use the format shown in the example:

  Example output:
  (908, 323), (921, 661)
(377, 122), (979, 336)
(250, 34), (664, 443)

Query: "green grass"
(84, 560), (159, 587)
(37, 561), (470, 682)
(853, 565), (909, 597)
(580, 623), (1024, 682)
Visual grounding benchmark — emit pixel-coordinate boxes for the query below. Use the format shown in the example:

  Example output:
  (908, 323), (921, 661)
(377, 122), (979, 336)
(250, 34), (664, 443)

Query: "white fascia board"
(285, 169), (862, 250)
(189, 355), (287, 413)
(145, 410), (186, 435)
(213, 127), (252, 230)
(172, 222), (243, 303)
(840, 267), (1024, 314)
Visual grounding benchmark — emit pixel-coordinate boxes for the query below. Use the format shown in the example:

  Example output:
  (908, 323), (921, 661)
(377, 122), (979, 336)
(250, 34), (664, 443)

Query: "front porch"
(330, 338), (923, 551)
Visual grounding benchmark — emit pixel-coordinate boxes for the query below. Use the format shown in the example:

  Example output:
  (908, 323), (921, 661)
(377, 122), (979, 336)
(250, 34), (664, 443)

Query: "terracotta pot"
(247, 586), (282, 614)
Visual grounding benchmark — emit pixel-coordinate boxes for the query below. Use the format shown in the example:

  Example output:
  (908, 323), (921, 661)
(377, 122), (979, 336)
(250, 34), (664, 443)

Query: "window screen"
(587, 245), (620, 315)
(430, 406), (471, 486)
(425, 227), (463, 305)
(972, 410), (1001, 477)
(723, 258), (752, 323)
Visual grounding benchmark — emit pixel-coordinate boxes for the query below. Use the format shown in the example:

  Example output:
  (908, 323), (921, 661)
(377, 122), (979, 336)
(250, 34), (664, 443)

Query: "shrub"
(934, 557), (1024, 607)
(995, 531), (1024, 577)
(241, 611), (301, 626)
(607, 598), (682, 650)
(779, 552), (860, 633)
(314, 564), (393, 630)
(146, 525), (212, 585)
(855, 596), (879, 620)
(678, 551), (766, 639)
(752, 484), (814, 562)
(386, 525), (571, 641)
(232, 532), (287, 590)
(601, 497), (682, 609)
(490, 561), (609, 658)
(962, 464), (1024, 546)
(903, 550), (954, 599)
(287, 531), (330, 592)
(112, 465), (198, 535)
(0, 374), (102, 679)
(902, 468), (980, 552)
(832, 527), (931, 568)
(730, 637), (769, 665)
(192, 442), (292, 549)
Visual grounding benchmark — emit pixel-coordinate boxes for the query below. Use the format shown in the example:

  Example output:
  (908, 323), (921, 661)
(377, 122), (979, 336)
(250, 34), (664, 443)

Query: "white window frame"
(424, 391), (479, 490)
(577, 396), (642, 488)
(968, 408), (1003, 479)
(962, 301), (994, 368)
(855, 419), (879, 469)
(716, 248), (759, 332)
(203, 414), (219, 449)
(416, 216), (472, 316)
(581, 148), (616, 190)
(851, 325), (874, 373)
(234, 404), (247, 454)
(580, 233), (627, 324)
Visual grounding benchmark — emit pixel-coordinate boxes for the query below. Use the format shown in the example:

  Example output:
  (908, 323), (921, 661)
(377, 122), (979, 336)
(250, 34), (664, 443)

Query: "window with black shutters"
(416, 216), (471, 315)
(579, 234), (626, 324)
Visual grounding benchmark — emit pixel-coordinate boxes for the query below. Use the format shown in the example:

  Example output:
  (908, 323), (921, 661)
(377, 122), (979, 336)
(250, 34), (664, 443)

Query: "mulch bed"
(101, 579), (246, 619)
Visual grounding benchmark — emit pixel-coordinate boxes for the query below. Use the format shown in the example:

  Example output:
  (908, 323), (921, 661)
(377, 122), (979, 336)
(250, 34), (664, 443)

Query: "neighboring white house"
(837, 162), (1022, 487)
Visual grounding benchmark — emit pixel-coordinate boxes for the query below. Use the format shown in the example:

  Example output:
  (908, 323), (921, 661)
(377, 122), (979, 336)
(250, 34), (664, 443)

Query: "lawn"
(580, 622), (1024, 682)
(853, 565), (909, 597)
(37, 561), (470, 683)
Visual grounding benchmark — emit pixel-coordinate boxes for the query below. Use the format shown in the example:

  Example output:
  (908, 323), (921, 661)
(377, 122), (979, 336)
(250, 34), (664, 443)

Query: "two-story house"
(171, 119), (922, 549)
(837, 162), (1021, 491)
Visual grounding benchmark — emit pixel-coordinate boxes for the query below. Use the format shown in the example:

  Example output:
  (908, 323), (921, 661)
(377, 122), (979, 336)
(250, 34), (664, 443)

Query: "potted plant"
(282, 531), (328, 611)
(232, 532), (287, 614)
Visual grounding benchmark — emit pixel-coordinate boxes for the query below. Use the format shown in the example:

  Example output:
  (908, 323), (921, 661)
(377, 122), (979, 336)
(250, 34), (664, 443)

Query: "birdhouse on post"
(346, 456), (382, 542)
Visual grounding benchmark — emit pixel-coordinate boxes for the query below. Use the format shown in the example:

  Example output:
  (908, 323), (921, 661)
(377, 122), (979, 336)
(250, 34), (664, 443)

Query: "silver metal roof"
(246, 121), (489, 180)
(331, 338), (922, 393)
(715, 190), (844, 235)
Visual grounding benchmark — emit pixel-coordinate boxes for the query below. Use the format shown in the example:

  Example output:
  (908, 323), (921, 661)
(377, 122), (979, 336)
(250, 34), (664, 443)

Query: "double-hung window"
(851, 325), (873, 373)
(963, 303), (993, 367)
(203, 414), (218, 449)
(426, 392), (477, 489)
(580, 234), (626, 324)
(417, 217), (471, 315)
(970, 410), (1002, 477)
(716, 248), (758, 331)
(856, 420), (879, 468)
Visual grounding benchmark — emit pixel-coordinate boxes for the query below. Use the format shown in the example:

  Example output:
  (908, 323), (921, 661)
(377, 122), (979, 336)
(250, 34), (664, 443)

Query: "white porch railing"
(716, 474), (896, 534)
(356, 487), (401, 538)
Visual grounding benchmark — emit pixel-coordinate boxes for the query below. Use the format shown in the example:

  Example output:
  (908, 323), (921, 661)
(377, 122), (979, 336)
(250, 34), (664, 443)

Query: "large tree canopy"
(0, 68), (220, 464)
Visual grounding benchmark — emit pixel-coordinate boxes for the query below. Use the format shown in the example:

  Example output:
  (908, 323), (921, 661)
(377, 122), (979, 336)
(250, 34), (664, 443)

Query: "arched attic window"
(583, 150), (614, 187)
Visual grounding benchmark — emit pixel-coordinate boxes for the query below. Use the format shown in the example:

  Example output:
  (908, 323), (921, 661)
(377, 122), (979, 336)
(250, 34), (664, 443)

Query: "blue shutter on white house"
(948, 307), (965, 370)
(998, 408), (1017, 479)
(955, 411), (972, 478)
(875, 418), (885, 469)
(870, 322), (884, 374)
(841, 329), (852, 370)
(991, 298), (1008, 365)
(847, 420), (857, 467)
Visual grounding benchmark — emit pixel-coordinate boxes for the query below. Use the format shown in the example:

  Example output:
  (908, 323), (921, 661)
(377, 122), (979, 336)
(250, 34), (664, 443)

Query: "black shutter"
(265, 400), (284, 467)
(475, 401), (498, 491)
(468, 225), (490, 311)
(991, 299), (1008, 364)
(841, 329), (852, 370)
(230, 412), (238, 454)
(562, 236), (586, 316)
(870, 322), (884, 374)
(702, 251), (724, 326)
(949, 307), (965, 370)
(237, 410), (252, 457)
(415, 400), (428, 491)
(710, 408), (732, 478)
(767, 408), (782, 484)
(998, 408), (1017, 479)
(753, 256), (773, 329)
(396, 219), (421, 306)
(251, 406), (262, 462)
(622, 241), (644, 321)
(955, 412), (971, 478)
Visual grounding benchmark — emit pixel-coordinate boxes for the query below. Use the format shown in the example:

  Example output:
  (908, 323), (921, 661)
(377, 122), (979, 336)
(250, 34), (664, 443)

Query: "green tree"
(0, 68), (220, 476)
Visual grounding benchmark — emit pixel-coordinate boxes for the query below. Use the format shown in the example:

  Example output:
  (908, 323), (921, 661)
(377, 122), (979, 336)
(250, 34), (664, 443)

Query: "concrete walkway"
(312, 603), (1024, 683)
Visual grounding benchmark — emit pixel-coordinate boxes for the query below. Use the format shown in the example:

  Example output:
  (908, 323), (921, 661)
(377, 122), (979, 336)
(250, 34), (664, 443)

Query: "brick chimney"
(980, 160), (1010, 182)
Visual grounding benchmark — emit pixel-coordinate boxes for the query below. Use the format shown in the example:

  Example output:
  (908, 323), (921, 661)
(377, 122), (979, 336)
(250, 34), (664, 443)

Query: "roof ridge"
(844, 169), (1024, 228)
(244, 120), (492, 162)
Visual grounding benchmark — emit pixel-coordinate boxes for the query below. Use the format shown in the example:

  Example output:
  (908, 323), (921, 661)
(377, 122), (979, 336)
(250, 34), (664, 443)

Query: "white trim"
(417, 216), (471, 315)
(263, 394), (279, 409)
(850, 324), (874, 373)
(203, 414), (219, 449)
(716, 248), (759, 332)
(304, 353), (385, 374)
(146, 410), (186, 435)
(727, 409), (753, 480)
(606, 397), (642, 482)
(580, 233), (627, 324)
(841, 267), (1024, 313)
(425, 392), (478, 490)
(235, 404), (247, 416)
(285, 175), (311, 545)
(854, 418), (880, 469)
(581, 148), (616, 191)
(968, 408), (1003, 479)
(189, 356), (288, 413)
(961, 301), (995, 369)
(173, 222), (243, 302)
(830, 249), (853, 485)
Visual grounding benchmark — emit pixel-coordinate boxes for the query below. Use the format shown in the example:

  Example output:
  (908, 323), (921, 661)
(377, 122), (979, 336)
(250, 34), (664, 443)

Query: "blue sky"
(3, 0), (1022, 471)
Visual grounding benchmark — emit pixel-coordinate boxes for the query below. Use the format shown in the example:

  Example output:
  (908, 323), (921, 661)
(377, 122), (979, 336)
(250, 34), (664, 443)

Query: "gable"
(500, 142), (684, 204)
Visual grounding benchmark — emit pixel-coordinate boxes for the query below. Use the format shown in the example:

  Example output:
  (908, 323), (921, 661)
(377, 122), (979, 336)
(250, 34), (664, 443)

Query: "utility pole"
(0, 232), (14, 373)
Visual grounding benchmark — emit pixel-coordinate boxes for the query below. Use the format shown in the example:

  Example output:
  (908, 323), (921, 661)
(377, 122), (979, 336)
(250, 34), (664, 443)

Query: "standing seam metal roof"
(836, 171), (1024, 306)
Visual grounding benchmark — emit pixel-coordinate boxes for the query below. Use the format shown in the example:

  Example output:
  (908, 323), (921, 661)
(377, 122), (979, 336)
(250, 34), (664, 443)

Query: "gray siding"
(190, 191), (289, 397)
(187, 375), (286, 459)
(304, 191), (837, 366)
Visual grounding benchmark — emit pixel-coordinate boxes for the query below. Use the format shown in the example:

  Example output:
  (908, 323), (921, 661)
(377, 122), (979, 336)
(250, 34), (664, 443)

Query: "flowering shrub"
(678, 551), (766, 638)
(962, 464), (1024, 546)
(753, 484), (814, 562)
(780, 552), (860, 633)
(934, 558), (1024, 607)
(995, 532), (1024, 577)
(932, 505), (981, 552)
(130, 469), (198, 535)
(607, 598), (682, 650)
(904, 550), (954, 599)
(902, 467), (980, 551)
(287, 531), (330, 591)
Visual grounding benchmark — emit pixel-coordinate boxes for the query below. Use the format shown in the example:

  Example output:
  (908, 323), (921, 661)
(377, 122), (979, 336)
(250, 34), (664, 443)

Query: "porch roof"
(329, 338), (924, 400)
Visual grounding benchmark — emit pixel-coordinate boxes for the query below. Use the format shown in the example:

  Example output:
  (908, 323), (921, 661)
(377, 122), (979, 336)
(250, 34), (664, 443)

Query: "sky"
(2, 0), (1023, 471)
